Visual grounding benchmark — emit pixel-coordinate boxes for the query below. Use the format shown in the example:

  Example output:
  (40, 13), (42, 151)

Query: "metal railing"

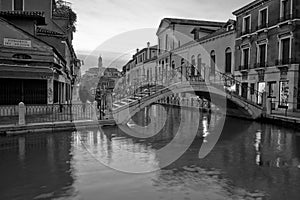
(113, 68), (263, 110)
(275, 58), (298, 65)
(25, 103), (94, 124)
(0, 103), (95, 125)
(269, 101), (300, 117)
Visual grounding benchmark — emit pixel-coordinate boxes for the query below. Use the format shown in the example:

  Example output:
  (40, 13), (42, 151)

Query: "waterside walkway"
(0, 119), (116, 135)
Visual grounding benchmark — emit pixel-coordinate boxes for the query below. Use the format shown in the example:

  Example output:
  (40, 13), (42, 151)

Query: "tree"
(55, 0), (77, 32)
(79, 86), (89, 103)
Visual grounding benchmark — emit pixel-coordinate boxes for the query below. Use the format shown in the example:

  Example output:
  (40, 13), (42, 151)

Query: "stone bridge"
(112, 79), (264, 124)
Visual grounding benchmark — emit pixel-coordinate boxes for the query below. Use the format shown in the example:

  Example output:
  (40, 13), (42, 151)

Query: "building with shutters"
(233, 0), (300, 110)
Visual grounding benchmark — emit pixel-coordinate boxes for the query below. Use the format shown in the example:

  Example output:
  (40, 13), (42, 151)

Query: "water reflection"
(0, 132), (77, 200)
(0, 105), (300, 200)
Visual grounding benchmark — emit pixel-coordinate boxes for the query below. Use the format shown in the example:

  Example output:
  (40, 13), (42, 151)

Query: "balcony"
(280, 13), (293, 23)
(238, 64), (249, 71)
(256, 23), (268, 31)
(242, 28), (251, 36)
(275, 58), (297, 66)
(254, 62), (268, 69)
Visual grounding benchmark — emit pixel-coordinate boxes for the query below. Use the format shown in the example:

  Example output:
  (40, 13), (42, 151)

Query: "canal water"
(0, 105), (300, 200)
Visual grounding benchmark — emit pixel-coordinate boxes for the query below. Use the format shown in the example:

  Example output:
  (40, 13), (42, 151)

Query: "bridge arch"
(112, 82), (264, 124)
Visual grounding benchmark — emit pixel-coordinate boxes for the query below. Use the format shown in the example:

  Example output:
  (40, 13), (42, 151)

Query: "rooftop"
(0, 11), (46, 25)
(36, 27), (65, 37)
(233, 0), (270, 16)
(163, 18), (226, 27)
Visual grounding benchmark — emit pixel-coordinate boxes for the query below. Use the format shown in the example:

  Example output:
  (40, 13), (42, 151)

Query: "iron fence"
(269, 101), (300, 117)
(0, 103), (96, 125)
(25, 103), (94, 124)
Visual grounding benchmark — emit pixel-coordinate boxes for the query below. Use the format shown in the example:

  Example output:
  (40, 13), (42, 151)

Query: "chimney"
(147, 42), (150, 60)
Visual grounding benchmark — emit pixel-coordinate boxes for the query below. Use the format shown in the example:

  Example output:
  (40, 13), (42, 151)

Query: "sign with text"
(4, 38), (32, 48)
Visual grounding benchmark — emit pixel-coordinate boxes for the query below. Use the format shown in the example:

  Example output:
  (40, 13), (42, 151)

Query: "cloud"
(71, 0), (252, 52)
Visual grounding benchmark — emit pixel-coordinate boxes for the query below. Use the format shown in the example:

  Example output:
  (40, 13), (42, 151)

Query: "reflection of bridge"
(112, 71), (264, 124)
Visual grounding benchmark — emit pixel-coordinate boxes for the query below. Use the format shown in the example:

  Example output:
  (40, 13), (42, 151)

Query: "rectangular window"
(250, 83), (255, 95)
(225, 52), (232, 73)
(281, 38), (291, 64)
(258, 44), (267, 67)
(210, 54), (216, 75)
(257, 82), (266, 105)
(13, 0), (23, 11)
(281, 0), (290, 20)
(259, 8), (268, 28)
(242, 48), (250, 69)
(241, 83), (248, 99)
(268, 81), (276, 98)
(243, 15), (251, 34)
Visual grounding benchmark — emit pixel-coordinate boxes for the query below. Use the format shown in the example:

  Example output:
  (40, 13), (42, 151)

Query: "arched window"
(210, 50), (216, 75)
(161, 60), (165, 80)
(165, 34), (168, 51)
(197, 54), (202, 76)
(225, 48), (232, 73)
(191, 55), (196, 76)
(181, 58), (184, 67)
(180, 58), (185, 75)
(171, 60), (175, 69)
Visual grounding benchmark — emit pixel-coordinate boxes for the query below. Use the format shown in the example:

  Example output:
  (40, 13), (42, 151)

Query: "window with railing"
(256, 43), (267, 68)
(278, 37), (291, 65)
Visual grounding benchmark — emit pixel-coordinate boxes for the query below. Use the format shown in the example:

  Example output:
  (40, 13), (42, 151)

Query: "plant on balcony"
(54, 0), (77, 32)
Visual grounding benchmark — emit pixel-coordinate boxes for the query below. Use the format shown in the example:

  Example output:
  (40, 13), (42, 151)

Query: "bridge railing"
(113, 68), (263, 109)
(213, 71), (263, 107)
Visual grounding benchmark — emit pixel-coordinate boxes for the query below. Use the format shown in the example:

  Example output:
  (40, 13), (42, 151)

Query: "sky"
(68, 0), (252, 71)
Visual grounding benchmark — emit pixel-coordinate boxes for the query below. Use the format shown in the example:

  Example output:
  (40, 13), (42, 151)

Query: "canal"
(0, 105), (300, 200)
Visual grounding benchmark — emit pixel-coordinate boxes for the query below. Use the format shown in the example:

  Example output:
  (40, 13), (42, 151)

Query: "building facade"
(123, 43), (158, 94)
(233, 0), (300, 110)
(156, 18), (226, 85)
(0, 0), (80, 105)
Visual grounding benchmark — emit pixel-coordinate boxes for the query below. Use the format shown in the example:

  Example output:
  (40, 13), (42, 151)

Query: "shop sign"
(4, 38), (32, 48)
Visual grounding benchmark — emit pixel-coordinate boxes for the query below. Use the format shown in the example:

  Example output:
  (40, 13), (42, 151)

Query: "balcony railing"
(254, 62), (268, 69)
(242, 28), (251, 35)
(275, 58), (297, 65)
(238, 64), (249, 71)
(280, 13), (293, 22)
(256, 23), (268, 31)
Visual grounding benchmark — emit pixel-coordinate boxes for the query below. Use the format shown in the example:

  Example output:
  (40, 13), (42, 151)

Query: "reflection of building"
(233, 0), (300, 110)
(0, 0), (80, 105)
(0, 132), (74, 199)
